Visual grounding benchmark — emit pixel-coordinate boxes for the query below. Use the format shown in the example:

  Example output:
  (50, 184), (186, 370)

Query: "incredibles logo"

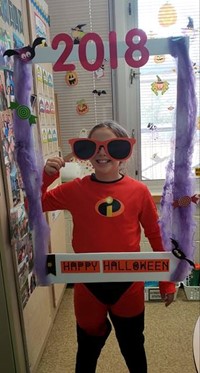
(95, 196), (124, 217)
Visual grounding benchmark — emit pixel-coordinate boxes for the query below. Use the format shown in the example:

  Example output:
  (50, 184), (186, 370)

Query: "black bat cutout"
(92, 89), (107, 96)
(3, 37), (46, 62)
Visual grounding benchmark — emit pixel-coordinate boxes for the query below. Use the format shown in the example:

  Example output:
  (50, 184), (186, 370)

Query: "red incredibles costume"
(42, 171), (175, 373)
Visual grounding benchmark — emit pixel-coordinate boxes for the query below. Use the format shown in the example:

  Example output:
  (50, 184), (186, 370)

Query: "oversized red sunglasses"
(68, 137), (136, 161)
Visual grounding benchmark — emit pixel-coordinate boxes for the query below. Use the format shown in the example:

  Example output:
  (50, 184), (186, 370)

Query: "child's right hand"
(44, 157), (65, 176)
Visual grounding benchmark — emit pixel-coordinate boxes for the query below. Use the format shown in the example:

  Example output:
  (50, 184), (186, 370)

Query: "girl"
(42, 120), (175, 373)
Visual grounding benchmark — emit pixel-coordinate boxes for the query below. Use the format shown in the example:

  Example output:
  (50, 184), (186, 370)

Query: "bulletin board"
(27, 0), (59, 158)
(0, 0), (36, 308)
(26, 0), (67, 308)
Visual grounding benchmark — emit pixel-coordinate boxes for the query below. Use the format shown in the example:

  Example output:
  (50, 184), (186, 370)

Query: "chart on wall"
(28, 0), (59, 158)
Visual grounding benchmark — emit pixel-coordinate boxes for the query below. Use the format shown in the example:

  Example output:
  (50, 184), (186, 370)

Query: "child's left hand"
(161, 293), (175, 307)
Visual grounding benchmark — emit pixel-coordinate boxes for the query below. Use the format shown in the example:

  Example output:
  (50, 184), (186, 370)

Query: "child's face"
(90, 127), (122, 181)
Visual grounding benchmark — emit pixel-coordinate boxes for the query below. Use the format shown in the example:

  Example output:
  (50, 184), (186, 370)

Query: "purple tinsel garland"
(159, 37), (197, 281)
(13, 57), (50, 285)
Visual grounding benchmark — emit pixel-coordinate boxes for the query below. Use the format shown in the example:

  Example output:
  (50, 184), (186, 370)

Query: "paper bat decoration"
(3, 37), (46, 62)
(92, 89), (107, 96)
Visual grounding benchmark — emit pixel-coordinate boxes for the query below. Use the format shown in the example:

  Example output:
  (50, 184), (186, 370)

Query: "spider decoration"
(147, 122), (157, 131)
(151, 75), (169, 96)
(3, 37), (45, 62)
(147, 122), (158, 140)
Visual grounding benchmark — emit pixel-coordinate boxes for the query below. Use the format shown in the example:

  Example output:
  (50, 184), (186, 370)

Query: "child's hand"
(45, 157), (65, 175)
(161, 293), (175, 307)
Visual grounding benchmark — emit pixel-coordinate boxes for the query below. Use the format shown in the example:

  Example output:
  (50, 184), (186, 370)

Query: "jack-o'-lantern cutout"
(65, 71), (78, 86)
(151, 75), (169, 96)
(76, 100), (89, 115)
(158, 2), (177, 27)
(154, 55), (165, 63)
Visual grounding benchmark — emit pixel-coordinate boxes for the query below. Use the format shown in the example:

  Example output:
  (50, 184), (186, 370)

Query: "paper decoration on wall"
(0, 28), (12, 69)
(50, 100), (55, 114)
(36, 65), (43, 82)
(42, 128), (48, 143)
(3, 37), (45, 62)
(154, 55), (165, 63)
(147, 30), (157, 39)
(147, 122), (158, 140)
(76, 99), (89, 115)
(47, 129), (52, 142)
(52, 129), (57, 142)
(151, 75), (169, 95)
(187, 17), (194, 29)
(39, 97), (45, 113)
(48, 73), (53, 87)
(92, 89), (106, 96)
(42, 69), (48, 85)
(30, 0), (50, 25)
(95, 63), (105, 79)
(45, 100), (50, 114)
(71, 24), (87, 44)
(193, 63), (200, 75)
(9, 101), (37, 125)
(79, 128), (88, 138)
(158, 2), (177, 27)
(34, 12), (48, 41)
(65, 70), (78, 86)
(181, 17), (198, 39)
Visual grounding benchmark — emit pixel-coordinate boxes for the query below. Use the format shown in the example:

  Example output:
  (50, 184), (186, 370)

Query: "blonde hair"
(88, 120), (130, 139)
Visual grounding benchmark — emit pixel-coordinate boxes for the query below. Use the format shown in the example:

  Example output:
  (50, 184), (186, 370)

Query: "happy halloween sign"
(46, 252), (179, 283)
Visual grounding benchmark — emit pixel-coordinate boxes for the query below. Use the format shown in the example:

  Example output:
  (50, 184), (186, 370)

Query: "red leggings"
(74, 282), (145, 336)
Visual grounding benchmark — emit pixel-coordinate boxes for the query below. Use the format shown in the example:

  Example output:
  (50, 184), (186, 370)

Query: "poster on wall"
(10, 204), (36, 308)
(35, 12), (47, 40)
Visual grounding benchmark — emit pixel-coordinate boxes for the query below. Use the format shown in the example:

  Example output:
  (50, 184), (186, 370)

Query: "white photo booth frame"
(27, 33), (192, 284)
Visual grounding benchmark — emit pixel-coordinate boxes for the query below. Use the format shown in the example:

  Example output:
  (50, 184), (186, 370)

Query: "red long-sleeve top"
(42, 172), (175, 294)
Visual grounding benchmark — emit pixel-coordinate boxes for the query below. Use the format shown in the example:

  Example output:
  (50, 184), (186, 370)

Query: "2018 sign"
(52, 28), (149, 72)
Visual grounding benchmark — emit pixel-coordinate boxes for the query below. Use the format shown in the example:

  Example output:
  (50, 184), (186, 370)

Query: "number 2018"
(52, 29), (149, 72)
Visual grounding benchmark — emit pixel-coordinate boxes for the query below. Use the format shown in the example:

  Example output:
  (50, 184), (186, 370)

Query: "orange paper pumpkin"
(154, 55), (165, 63)
(76, 100), (89, 115)
(65, 71), (78, 86)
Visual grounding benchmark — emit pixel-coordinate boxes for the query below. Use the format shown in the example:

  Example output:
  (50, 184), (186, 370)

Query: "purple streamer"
(13, 57), (50, 285)
(159, 37), (197, 281)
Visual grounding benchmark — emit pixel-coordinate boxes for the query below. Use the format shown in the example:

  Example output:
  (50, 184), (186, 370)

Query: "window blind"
(47, 0), (113, 156)
(137, 0), (199, 180)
